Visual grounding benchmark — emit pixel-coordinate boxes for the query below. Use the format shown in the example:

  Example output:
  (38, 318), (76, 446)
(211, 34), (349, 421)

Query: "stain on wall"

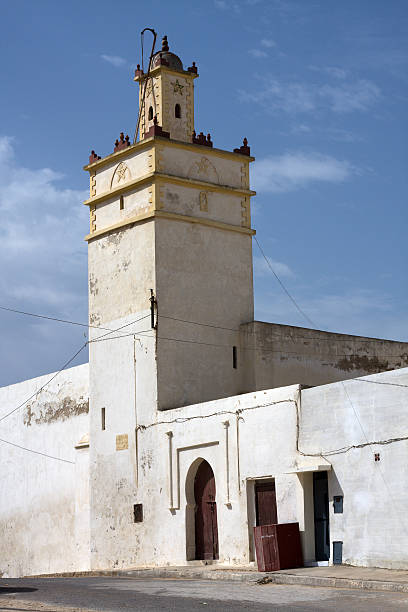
(24, 396), (89, 427)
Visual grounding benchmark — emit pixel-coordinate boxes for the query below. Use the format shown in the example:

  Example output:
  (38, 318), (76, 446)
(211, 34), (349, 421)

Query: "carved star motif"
(116, 162), (129, 183)
(172, 79), (184, 95)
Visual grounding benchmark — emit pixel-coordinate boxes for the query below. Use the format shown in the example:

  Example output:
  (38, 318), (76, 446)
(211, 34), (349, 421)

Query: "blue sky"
(0, 0), (407, 386)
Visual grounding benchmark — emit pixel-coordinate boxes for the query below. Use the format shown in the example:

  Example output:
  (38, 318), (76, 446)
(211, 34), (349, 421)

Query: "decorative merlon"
(114, 132), (131, 153)
(187, 61), (198, 74)
(233, 138), (251, 156)
(192, 131), (213, 147)
(144, 116), (170, 140)
(89, 150), (101, 164)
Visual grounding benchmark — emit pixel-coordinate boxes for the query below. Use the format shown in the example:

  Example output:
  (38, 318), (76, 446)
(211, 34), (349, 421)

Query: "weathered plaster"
(0, 363), (89, 577)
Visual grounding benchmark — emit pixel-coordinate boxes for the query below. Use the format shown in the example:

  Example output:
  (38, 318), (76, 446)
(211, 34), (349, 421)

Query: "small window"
(101, 407), (106, 431)
(148, 106), (153, 121)
(134, 503), (143, 522)
(120, 195), (124, 210)
(233, 346), (238, 369)
(175, 103), (181, 119)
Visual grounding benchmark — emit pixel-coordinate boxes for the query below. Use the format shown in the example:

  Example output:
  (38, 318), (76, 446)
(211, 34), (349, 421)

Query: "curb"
(23, 567), (408, 593)
(257, 573), (408, 593)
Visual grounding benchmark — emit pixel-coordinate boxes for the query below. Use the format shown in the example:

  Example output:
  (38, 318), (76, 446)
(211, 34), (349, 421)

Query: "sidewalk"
(29, 563), (408, 593)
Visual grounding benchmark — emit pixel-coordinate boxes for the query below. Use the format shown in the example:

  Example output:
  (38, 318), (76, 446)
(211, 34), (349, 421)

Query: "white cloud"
(254, 256), (294, 278)
(261, 38), (276, 48)
(248, 48), (268, 58)
(0, 136), (89, 385)
(101, 54), (127, 68)
(319, 80), (381, 113)
(214, 0), (228, 8)
(290, 124), (311, 134)
(240, 79), (315, 113)
(240, 76), (380, 114)
(309, 65), (349, 79)
(252, 152), (355, 193)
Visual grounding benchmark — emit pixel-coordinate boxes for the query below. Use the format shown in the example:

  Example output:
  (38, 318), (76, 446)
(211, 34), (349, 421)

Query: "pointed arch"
(185, 458), (219, 560)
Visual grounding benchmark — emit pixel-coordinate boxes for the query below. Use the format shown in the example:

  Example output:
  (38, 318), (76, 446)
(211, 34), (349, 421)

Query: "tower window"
(175, 103), (181, 119)
(148, 106), (153, 121)
(101, 407), (106, 431)
(120, 195), (124, 210)
(233, 346), (238, 369)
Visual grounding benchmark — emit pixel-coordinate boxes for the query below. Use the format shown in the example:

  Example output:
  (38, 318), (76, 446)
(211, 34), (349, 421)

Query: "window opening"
(148, 106), (153, 121)
(133, 503), (143, 522)
(233, 346), (238, 369)
(120, 195), (124, 210)
(101, 407), (106, 431)
(175, 103), (181, 118)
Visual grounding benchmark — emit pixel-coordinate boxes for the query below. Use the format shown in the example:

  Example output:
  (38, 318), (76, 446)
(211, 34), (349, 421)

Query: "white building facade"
(1, 35), (408, 577)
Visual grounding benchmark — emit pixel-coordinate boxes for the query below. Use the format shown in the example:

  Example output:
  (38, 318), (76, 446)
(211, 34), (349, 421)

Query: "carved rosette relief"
(111, 162), (131, 188)
(188, 157), (219, 184)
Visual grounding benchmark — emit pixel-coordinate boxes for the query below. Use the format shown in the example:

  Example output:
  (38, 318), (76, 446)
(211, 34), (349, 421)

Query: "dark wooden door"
(194, 461), (219, 560)
(313, 472), (330, 561)
(255, 481), (278, 526)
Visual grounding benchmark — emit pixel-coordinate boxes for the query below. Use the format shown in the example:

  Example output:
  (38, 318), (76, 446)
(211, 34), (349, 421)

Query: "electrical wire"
(90, 314), (150, 341)
(0, 314), (151, 425)
(133, 330), (408, 362)
(254, 236), (319, 329)
(159, 313), (408, 345)
(350, 378), (408, 389)
(0, 437), (74, 464)
(89, 329), (152, 343)
(0, 305), (115, 333)
(0, 343), (88, 424)
(4, 303), (402, 346)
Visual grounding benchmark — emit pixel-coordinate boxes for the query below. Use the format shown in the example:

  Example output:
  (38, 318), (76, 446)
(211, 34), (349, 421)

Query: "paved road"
(1, 577), (408, 611)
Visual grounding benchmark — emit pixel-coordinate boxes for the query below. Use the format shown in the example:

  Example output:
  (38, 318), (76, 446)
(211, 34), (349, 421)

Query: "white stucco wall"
(300, 368), (408, 569)
(0, 363), (90, 578)
(89, 384), (301, 569)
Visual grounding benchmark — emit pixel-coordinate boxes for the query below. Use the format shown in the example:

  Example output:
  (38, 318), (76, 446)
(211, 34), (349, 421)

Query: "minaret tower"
(135, 34), (196, 143)
(84, 35), (255, 568)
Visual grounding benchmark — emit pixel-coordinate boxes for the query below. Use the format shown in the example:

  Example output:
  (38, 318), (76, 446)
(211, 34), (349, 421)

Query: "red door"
(194, 461), (219, 560)
(255, 481), (278, 526)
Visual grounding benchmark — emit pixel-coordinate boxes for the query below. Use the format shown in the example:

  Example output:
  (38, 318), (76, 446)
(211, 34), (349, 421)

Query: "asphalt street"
(1, 577), (408, 612)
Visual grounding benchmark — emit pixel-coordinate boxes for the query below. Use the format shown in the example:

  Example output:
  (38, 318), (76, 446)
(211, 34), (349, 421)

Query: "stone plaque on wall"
(116, 434), (128, 451)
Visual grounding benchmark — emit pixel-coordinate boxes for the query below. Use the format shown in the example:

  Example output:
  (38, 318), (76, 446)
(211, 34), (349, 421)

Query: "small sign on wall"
(116, 434), (129, 451)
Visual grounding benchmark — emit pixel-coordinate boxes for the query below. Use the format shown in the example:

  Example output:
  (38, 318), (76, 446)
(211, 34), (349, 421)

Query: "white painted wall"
(0, 363), (90, 578)
(300, 368), (408, 569)
(2, 364), (408, 575)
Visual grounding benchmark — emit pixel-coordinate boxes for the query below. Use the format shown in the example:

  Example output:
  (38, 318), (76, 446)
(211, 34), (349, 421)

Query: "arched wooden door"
(194, 460), (219, 560)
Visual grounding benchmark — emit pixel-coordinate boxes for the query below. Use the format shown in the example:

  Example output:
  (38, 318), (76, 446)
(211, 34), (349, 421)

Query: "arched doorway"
(194, 460), (219, 560)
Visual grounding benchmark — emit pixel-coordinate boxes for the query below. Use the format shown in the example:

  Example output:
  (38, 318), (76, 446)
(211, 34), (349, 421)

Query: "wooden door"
(255, 481), (278, 526)
(313, 472), (330, 561)
(194, 461), (219, 560)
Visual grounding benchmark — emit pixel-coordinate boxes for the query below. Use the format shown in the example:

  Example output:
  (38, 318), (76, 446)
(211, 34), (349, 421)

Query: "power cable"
(4, 302), (402, 345)
(0, 343), (88, 424)
(350, 378), (408, 389)
(340, 381), (408, 535)
(0, 437), (74, 464)
(159, 313), (408, 346)
(132, 330), (408, 363)
(0, 305), (113, 333)
(0, 314), (151, 425)
(254, 236), (319, 329)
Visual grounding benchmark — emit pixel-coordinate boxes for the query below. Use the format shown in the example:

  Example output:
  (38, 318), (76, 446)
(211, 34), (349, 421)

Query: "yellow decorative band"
(85, 210), (256, 242)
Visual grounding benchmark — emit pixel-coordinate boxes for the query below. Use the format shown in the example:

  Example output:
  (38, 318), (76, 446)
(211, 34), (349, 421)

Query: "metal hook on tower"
(134, 28), (157, 144)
